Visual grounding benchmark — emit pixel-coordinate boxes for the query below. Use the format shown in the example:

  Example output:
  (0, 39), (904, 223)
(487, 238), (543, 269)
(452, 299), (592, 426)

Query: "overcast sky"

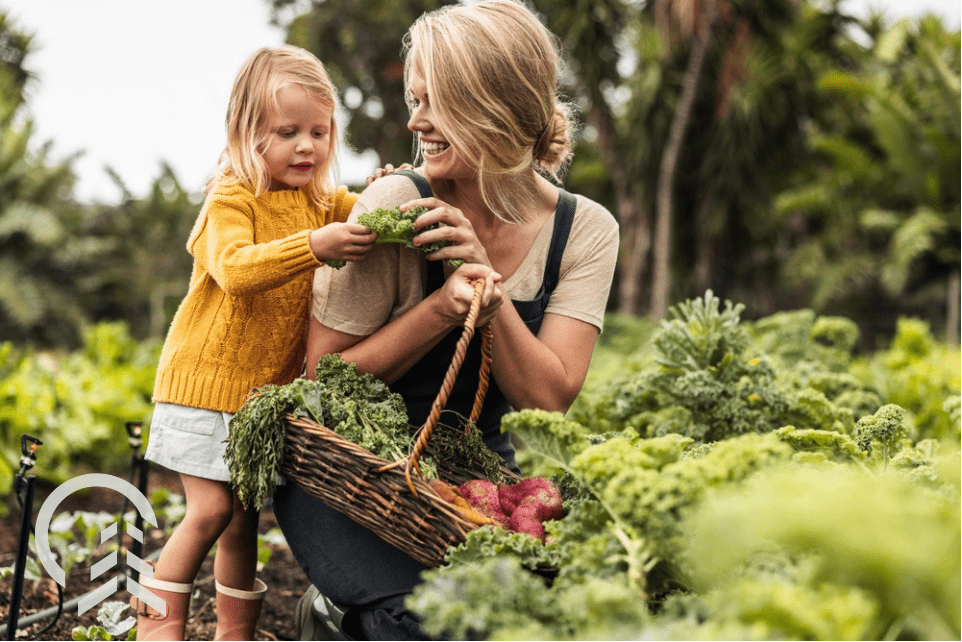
(3, 0), (960, 204)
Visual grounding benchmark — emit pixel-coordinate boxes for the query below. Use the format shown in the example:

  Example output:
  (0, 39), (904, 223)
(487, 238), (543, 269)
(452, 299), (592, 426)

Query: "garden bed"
(0, 466), (310, 641)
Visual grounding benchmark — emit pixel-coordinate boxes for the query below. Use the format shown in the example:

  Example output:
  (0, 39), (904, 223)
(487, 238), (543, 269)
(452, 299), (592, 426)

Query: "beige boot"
(132, 574), (194, 641)
(213, 578), (267, 640)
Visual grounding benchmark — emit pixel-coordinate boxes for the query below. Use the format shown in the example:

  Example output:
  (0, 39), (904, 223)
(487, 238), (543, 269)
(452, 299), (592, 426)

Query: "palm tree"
(774, 14), (960, 343)
(89, 164), (199, 338)
(0, 18), (90, 346)
(537, 0), (654, 315)
(649, 0), (721, 320)
(647, 0), (804, 320)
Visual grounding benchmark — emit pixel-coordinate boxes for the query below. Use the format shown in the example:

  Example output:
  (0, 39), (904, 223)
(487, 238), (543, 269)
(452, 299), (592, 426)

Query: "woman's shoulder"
(569, 191), (619, 236)
(355, 172), (425, 215)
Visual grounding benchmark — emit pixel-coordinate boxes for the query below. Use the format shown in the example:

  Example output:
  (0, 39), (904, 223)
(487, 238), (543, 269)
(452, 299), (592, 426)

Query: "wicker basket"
(280, 279), (514, 568)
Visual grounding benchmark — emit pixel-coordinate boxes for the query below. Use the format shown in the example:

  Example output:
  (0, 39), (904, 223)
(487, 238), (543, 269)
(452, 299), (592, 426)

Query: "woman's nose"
(407, 105), (429, 133)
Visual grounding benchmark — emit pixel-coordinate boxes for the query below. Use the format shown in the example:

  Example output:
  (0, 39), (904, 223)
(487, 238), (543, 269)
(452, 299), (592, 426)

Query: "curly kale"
(854, 403), (908, 470)
(357, 206), (464, 267)
(227, 355), (430, 510)
(601, 291), (792, 443)
(443, 525), (561, 570)
(312, 354), (417, 464)
(569, 432), (792, 562)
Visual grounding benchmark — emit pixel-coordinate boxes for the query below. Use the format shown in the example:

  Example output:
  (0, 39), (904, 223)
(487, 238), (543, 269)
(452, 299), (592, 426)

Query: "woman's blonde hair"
(207, 46), (340, 206)
(403, 0), (574, 224)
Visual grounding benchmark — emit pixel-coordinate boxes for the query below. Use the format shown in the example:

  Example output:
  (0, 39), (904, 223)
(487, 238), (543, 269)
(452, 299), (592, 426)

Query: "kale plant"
(226, 355), (421, 510)
(357, 206), (464, 266)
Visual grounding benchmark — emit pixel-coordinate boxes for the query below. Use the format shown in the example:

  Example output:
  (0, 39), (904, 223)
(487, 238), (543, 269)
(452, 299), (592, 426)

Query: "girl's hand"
(309, 223), (377, 264)
(433, 263), (503, 328)
(365, 163), (414, 186)
(404, 197), (491, 267)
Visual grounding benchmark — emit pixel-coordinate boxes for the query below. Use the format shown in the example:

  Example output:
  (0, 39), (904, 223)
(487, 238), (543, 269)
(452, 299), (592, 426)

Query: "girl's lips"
(291, 163), (313, 171)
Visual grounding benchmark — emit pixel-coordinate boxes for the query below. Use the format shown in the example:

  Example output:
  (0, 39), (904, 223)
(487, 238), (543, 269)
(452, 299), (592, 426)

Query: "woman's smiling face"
(406, 71), (475, 182)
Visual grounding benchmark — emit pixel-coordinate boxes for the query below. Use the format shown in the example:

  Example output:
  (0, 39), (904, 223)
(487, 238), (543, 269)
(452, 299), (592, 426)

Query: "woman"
(273, 1), (619, 638)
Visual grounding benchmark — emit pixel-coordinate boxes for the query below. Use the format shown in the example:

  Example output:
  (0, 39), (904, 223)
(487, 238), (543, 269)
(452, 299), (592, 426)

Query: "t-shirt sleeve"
(311, 175), (426, 335)
(544, 196), (619, 331)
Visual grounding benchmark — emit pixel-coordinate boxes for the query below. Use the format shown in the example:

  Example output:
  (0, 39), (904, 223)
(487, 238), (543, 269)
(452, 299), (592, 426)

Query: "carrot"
(429, 478), (495, 526)
(452, 496), (497, 526)
(428, 478), (460, 503)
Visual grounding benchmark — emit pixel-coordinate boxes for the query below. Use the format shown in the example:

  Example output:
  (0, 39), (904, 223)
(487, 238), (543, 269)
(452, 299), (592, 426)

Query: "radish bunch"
(459, 477), (564, 541)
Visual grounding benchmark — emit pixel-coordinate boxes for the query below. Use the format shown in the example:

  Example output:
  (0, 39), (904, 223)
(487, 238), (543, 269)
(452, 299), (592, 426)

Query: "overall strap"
(394, 169), (433, 198)
(544, 189), (576, 294)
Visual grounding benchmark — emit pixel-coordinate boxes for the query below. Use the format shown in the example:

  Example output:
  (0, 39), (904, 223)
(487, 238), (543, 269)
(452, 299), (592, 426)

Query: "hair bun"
(533, 104), (573, 180)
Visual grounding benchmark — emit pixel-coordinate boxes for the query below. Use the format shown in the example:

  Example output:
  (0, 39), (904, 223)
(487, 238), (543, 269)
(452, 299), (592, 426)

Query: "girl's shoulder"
(206, 180), (259, 207)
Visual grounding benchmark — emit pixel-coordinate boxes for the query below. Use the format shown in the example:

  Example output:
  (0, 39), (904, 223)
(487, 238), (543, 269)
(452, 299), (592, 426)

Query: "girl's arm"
(193, 187), (373, 297)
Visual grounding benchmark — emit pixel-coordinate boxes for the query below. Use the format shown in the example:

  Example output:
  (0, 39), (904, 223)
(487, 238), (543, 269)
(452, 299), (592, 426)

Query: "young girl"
(136, 46), (376, 640)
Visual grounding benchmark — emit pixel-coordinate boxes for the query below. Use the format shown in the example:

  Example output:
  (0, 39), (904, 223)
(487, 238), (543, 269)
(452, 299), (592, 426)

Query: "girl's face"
(406, 71), (475, 181)
(262, 84), (333, 191)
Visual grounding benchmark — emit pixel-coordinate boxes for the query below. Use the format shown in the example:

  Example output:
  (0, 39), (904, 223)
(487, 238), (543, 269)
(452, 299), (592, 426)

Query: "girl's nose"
(295, 134), (313, 153)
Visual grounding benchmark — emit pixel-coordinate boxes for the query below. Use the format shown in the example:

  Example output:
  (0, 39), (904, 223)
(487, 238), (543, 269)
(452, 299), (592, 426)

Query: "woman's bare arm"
(306, 264), (503, 382)
(488, 304), (599, 413)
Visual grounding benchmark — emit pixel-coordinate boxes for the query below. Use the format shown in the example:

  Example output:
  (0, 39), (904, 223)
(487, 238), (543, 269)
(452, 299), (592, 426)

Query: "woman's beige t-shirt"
(312, 173), (619, 335)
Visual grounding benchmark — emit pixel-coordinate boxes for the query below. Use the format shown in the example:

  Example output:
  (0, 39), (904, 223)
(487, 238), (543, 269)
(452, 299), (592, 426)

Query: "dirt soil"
(0, 466), (311, 641)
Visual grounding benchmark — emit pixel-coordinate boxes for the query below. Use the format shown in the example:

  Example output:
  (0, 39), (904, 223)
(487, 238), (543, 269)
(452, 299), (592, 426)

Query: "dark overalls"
(273, 171), (575, 640)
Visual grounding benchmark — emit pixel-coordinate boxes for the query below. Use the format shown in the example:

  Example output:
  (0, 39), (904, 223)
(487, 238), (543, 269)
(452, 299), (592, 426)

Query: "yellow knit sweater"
(153, 183), (357, 413)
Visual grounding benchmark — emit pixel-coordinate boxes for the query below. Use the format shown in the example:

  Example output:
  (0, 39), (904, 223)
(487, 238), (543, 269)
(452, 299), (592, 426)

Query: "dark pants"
(273, 482), (437, 640)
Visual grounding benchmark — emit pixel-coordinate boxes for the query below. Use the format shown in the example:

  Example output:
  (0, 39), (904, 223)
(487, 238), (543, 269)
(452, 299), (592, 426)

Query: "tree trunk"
(947, 270), (960, 346)
(586, 101), (651, 316)
(651, 0), (717, 321)
(617, 202), (652, 315)
(694, 194), (717, 294)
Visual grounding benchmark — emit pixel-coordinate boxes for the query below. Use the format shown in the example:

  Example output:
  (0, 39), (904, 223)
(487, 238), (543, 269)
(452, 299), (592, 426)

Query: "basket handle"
(470, 324), (493, 426)
(381, 277), (492, 493)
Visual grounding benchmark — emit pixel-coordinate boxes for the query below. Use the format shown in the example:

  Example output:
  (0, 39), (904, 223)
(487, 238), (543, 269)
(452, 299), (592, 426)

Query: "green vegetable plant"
(851, 318), (961, 441)
(407, 292), (961, 641)
(854, 403), (909, 471)
(357, 206), (464, 266)
(72, 601), (136, 641)
(0, 321), (160, 499)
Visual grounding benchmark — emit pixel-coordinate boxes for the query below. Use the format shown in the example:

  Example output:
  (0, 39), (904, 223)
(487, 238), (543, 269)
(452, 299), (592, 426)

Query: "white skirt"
(144, 402), (234, 481)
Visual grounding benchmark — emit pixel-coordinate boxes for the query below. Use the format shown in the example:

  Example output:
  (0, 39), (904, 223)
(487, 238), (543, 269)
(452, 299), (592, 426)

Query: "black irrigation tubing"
(0, 548), (163, 639)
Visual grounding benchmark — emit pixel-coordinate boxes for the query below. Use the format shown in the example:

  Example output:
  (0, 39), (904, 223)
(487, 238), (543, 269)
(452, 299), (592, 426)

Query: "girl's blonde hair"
(207, 46), (340, 206)
(403, 0), (574, 224)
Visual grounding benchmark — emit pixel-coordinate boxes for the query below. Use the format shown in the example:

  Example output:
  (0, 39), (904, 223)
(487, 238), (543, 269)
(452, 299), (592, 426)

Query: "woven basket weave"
(280, 279), (514, 568)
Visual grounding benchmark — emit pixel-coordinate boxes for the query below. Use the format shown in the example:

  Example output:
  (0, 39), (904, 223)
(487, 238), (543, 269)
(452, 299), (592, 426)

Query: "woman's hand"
(433, 263), (503, 328)
(403, 197), (492, 268)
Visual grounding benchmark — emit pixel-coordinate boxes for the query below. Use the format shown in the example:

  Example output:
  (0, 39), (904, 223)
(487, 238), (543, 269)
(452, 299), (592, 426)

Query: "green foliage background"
(409, 292), (960, 641)
(0, 1), (959, 351)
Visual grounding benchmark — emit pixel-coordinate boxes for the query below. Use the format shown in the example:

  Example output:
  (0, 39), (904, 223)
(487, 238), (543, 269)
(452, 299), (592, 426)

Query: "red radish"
(497, 477), (563, 518)
(508, 499), (547, 541)
(459, 479), (509, 527)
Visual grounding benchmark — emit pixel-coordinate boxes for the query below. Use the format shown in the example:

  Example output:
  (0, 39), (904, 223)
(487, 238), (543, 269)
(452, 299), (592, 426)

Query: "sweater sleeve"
(189, 185), (322, 297)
